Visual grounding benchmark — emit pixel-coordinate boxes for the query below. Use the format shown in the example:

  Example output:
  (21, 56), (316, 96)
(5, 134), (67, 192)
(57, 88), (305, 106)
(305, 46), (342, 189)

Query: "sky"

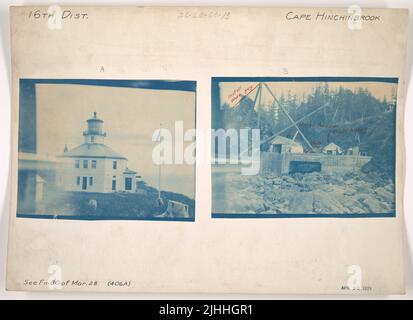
(219, 81), (397, 108)
(35, 83), (196, 198)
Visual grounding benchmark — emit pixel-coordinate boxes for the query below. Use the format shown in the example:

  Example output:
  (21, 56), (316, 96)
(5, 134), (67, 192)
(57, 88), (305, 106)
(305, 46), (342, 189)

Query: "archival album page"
(7, 6), (408, 294)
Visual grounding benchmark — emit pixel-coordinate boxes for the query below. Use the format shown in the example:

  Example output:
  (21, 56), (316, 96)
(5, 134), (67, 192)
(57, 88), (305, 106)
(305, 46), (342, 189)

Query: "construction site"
(212, 80), (396, 215)
(248, 82), (372, 176)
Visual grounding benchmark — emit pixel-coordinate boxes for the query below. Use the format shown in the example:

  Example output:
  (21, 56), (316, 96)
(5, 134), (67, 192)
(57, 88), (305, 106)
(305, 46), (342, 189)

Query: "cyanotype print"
(212, 77), (397, 218)
(17, 79), (196, 221)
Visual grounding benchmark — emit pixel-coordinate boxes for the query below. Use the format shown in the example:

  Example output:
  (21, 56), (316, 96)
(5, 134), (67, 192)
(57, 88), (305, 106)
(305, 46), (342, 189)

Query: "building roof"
(271, 135), (302, 147)
(123, 168), (137, 174)
(36, 174), (46, 183)
(168, 200), (189, 207)
(58, 143), (127, 160)
(87, 112), (103, 123)
(323, 142), (343, 151)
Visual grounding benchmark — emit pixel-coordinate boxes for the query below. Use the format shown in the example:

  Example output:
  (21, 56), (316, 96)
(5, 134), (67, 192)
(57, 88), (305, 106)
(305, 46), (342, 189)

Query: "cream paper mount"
(7, 6), (408, 294)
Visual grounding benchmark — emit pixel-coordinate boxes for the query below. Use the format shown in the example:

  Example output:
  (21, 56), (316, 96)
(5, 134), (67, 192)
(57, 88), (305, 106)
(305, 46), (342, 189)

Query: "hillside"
(29, 182), (195, 219)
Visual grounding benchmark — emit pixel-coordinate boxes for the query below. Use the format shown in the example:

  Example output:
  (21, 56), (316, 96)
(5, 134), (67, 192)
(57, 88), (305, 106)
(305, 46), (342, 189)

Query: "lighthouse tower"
(83, 112), (107, 144)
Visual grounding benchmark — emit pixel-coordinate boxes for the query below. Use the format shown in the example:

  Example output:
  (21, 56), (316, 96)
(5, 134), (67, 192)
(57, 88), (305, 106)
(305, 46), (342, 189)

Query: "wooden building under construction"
(261, 136), (371, 175)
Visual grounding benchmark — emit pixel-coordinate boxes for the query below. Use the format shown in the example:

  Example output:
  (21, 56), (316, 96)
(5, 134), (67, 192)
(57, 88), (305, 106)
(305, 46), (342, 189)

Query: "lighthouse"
(56, 112), (140, 193)
(83, 112), (107, 144)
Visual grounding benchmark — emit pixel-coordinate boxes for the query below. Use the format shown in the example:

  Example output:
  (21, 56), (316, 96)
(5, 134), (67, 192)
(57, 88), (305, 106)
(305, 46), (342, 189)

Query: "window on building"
(75, 160), (80, 168)
(125, 177), (132, 191)
(112, 180), (116, 191)
(113, 161), (117, 170)
(89, 177), (93, 186)
(83, 160), (88, 168)
(92, 160), (97, 169)
(76, 176), (80, 185)
(91, 136), (95, 143)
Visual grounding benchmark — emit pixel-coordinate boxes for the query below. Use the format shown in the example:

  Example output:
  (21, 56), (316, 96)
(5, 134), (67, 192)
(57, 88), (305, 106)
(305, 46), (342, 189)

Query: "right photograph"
(211, 77), (397, 218)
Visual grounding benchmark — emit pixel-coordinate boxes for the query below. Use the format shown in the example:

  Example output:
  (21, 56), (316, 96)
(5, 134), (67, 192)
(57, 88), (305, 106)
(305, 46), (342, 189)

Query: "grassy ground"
(31, 183), (195, 218)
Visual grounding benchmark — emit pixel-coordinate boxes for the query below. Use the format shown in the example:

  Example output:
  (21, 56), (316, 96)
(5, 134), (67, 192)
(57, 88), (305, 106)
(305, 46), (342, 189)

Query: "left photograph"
(17, 79), (196, 221)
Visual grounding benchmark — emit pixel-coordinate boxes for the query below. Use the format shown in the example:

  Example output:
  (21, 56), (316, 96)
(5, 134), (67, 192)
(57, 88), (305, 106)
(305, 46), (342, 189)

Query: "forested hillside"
(213, 83), (396, 179)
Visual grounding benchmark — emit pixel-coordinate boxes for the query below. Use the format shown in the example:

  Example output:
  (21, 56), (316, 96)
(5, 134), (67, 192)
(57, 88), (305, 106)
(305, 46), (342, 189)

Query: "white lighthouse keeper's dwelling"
(56, 112), (140, 193)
